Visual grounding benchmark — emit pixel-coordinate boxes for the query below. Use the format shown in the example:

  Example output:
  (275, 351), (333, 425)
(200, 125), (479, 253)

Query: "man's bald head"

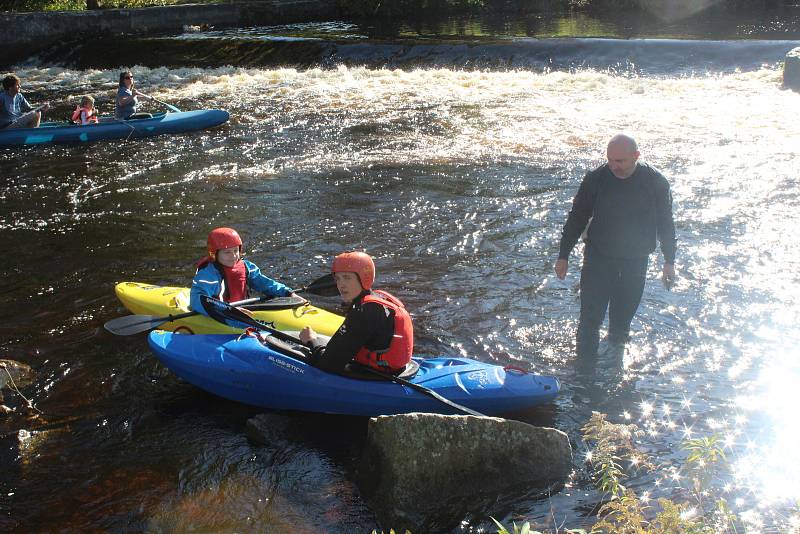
(608, 134), (638, 152)
(606, 134), (640, 179)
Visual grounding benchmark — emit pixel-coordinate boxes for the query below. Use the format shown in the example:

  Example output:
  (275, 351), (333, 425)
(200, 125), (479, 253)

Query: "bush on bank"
(0, 0), (208, 12)
(493, 412), (752, 533)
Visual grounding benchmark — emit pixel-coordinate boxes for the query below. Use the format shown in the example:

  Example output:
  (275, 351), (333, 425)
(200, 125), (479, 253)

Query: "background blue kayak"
(0, 109), (229, 146)
(147, 330), (561, 417)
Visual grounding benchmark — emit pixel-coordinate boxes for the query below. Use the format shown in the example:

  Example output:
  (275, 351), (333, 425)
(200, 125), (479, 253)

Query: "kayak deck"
(148, 331), (561, 416)
(115, 281), (344, 336)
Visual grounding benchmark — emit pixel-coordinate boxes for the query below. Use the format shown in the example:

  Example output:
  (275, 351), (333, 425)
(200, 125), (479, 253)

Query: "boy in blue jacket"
(190, 227), (297, 318)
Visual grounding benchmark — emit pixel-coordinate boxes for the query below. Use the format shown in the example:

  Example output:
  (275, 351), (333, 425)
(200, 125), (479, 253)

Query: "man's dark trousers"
(576, 244), (649, 360)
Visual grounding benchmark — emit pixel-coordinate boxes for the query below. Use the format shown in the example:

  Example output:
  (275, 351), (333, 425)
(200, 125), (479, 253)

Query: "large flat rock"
(360, 413), (572, 531)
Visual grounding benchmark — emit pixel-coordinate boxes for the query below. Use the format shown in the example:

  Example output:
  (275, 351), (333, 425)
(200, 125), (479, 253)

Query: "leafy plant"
(581, 411), (652, 498)
(592, 492), (711, 534)
(490, 516), (587, 534)
(683, 436), (727, 495)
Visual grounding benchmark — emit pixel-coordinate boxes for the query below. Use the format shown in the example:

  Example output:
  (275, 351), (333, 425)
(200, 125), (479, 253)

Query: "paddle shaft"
(201, 296), (486, 417)
(156, 295), (264, 323)
(105, 274), (334, 336)
(104, 295), (266, 336)
(7, 104), (47, 128)
(353, 362), (486, 416)
(142, 95), (181, 113)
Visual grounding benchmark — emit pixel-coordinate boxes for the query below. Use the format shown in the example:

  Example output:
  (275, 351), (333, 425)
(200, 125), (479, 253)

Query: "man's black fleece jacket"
(558, 161), (677, 264)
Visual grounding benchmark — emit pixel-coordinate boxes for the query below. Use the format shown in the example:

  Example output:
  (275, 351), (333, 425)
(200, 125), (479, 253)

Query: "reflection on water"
(173, 6), (800, 41)
(390, 5), (800, 40)
(2, 36), (800, 531)
(176, 21), (367, 42)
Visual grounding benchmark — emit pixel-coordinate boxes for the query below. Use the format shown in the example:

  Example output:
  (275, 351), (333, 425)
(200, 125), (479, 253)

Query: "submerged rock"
(360, 413), (572, 531)
(784, 47), (800, 91)
(0, 359), (34, 394)
(246, 413), (295, 446)
(0, 360), (36, 415)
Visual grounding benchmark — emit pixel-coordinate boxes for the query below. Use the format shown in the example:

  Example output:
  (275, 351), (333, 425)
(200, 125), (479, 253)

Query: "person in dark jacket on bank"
(554, 133), (677, 362)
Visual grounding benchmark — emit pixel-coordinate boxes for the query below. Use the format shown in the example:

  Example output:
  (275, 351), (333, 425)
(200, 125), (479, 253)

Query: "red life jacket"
(196, 257), (248, 302)
(72, 105), (98, 124)
(354, 290), (413, 372)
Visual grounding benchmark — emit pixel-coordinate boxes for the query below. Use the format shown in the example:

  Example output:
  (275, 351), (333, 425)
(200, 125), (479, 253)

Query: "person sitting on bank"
(0, 74), (49, 129)
(72, 95), (99, 125)
(190, 227), (301, 317)
(115, 71), (151, 120)
(299, 251), (414, 374)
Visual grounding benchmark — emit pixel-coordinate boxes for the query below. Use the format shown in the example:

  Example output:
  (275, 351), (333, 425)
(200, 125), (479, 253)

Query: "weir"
(52, 35), (800, 73)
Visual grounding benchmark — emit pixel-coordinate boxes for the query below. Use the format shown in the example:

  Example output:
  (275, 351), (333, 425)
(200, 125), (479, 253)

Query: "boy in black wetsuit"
(299, 251), (413, 374)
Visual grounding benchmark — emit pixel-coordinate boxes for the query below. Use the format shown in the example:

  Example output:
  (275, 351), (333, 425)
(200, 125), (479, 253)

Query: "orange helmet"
(207, 227), (242, 260)
(332, 251), (375, 290)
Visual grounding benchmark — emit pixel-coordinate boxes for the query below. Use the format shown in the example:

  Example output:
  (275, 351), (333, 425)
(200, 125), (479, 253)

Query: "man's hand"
(299, 326), (316, 346)
(554, 258), (568, 280)
(662, 263), (676, 290)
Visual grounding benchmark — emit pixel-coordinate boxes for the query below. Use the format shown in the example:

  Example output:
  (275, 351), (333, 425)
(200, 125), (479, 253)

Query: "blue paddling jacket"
(190, 259), (292, 317)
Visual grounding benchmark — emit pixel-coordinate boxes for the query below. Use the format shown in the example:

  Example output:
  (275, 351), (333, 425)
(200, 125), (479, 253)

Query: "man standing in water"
(554, 134), (676, 363)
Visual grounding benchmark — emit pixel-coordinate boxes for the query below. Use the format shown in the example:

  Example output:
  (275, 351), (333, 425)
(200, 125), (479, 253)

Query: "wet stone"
(0, 360), (34, 392)
(359, 413), (572, 531)
(246, 413), (295, 446)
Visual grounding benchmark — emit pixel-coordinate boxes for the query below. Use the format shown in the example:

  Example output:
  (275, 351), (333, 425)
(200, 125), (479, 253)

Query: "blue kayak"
(0, 109), (229, 147)
(147, 330), (561, 417)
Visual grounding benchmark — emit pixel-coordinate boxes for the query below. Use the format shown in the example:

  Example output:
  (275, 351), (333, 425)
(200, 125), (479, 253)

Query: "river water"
(1, 9), (800, 532)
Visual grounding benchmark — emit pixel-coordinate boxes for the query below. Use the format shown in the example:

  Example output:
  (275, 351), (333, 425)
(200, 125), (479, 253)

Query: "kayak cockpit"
(258, 332), (421, 380)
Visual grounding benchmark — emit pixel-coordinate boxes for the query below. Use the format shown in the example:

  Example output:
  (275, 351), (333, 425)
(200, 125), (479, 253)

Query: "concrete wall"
(0, 0), (341, 67)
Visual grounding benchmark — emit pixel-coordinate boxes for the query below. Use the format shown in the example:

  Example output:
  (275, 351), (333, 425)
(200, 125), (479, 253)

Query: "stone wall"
(0, 0), (341, 68)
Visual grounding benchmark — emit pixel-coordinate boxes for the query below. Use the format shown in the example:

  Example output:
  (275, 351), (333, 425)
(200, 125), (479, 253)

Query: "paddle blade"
(301, 273), (338, 297)
(104, 315), (169, 336)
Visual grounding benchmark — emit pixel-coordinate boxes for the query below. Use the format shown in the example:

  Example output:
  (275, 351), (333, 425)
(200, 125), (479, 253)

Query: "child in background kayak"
(72, 95), (98, 125)
(299, 251), (413, 374)
(190, 227), (301, 320)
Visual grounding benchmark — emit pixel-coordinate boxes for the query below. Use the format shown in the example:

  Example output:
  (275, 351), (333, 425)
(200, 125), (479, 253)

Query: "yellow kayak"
(114, 282), (344, 336)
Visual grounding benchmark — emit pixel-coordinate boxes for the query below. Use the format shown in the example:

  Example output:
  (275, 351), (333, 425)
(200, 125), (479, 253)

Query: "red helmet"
(207, 227), (242, 260)
(332, 251), (375, 290)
